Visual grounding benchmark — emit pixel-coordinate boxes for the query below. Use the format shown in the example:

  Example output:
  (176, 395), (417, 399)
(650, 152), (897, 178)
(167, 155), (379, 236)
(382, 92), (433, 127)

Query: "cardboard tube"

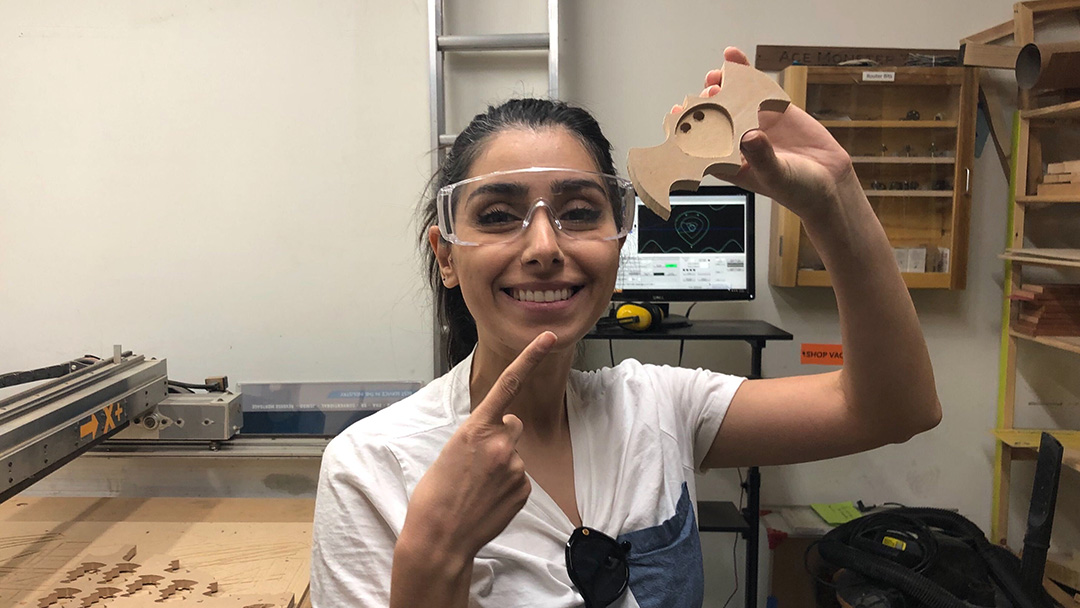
(1016, 41), (1080, 90)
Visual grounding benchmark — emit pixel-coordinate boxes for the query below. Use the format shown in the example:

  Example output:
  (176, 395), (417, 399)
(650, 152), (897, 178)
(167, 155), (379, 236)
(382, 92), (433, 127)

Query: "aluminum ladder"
(427, 0), (560, 375)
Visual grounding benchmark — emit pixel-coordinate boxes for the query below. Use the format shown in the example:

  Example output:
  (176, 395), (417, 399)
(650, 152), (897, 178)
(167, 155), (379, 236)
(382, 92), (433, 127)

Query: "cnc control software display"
(616, 194), (748, 292)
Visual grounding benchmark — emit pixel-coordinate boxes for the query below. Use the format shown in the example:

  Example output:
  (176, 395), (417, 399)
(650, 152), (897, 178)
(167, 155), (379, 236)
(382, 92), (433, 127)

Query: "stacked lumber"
(1011, 283), (1080, 336)
(1046, 550), (1080, 594)
(1037, 160), (1080, 196)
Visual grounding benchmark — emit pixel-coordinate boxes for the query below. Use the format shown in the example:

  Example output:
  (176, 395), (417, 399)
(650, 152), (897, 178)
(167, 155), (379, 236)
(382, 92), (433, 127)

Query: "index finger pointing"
(472, 331), (557, 424)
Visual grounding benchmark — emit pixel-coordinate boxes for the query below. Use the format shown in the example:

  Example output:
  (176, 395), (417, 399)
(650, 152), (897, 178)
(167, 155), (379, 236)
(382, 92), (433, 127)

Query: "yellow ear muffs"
(616, 303), (664, 331)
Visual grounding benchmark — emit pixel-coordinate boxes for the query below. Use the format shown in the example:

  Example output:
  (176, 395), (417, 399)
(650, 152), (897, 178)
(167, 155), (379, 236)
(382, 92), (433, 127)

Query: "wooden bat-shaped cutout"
(627, 62), (791, 219)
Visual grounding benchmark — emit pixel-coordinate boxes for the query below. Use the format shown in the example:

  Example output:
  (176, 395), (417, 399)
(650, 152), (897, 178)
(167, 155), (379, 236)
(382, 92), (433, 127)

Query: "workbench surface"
(0, 496), (314, 607)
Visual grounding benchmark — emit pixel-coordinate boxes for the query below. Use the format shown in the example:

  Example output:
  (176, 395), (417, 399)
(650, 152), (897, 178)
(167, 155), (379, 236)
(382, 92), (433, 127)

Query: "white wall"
(0, 0), (433, 389)
(4, 2), (1079, 607)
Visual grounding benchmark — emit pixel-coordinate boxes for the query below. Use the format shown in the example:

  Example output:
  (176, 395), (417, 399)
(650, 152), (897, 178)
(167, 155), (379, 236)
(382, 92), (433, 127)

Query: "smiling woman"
(421, 100), (628, 365)
(310, 48), (942, 608)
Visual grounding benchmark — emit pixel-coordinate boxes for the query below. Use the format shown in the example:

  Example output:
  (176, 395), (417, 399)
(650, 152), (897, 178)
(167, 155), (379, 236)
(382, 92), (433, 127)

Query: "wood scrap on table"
(34, 545), (294, 607)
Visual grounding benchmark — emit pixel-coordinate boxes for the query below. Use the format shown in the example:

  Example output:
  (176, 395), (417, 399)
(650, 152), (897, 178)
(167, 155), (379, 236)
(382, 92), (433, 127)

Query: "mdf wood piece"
(1037, 182), (1080, 196)
(1045, 577), (1080, 608)
(1045, 552), (1080, 591)
(627, 62), (790, 220)
(959, 42), (1022, 69)
(1043, 172), (1080, 184)
(0, 497), (313, 608)
(1004, 248), (1080, 263)
(1021, 283), (1080, 294)
(1049, 160), (1080, 174)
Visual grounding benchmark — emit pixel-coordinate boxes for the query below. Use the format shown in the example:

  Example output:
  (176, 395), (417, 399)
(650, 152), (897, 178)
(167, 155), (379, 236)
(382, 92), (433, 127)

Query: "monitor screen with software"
(614, 185), (754, 302)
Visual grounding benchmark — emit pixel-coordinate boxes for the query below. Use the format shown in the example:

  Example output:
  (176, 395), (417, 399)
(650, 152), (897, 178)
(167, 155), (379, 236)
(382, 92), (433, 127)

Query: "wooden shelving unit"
(769, 65), (976, 289)
(988, 0), (1080, 554)
(993, 429), (1080, 474)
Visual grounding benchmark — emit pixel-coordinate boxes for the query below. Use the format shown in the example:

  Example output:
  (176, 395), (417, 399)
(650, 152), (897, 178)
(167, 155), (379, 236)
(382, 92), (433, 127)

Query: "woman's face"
(431, 127), (621, 356)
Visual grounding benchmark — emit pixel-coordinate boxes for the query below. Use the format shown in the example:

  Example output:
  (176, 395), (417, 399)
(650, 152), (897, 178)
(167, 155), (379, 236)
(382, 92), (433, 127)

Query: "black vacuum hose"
(816, 507), (1053, 608)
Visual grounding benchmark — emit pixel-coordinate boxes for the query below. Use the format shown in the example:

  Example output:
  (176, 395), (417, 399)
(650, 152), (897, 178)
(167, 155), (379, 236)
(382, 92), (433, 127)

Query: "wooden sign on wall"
(755, 45), (960, 71)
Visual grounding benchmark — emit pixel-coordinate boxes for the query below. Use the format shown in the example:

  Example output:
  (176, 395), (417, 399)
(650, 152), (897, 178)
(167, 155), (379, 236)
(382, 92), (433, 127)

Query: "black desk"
(585, 319), (793, 608)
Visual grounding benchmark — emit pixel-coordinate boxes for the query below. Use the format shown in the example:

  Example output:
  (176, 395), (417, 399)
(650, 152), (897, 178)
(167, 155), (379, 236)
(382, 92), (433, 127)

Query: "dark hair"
(419, 98), (618, 367)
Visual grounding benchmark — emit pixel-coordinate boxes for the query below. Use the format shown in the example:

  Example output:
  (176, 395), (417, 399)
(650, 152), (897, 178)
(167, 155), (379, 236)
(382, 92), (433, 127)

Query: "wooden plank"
(1013, 320), (1080, 336)
(1013, 117), (1030, 245)
(1023, 99), (1080, 119)
(993, 431), (1080, 475)
(960, 42), (1021, 68)
(1010, 330), (1080, 355)
(821, 120), (959, 128)
(1049, 160), (1080, 173)
(1037, 182), (1080, 195)
(997, 254), (1080, 268)
(1044, 576), (1080, 608)
(0, 497), (314, 607)
(1023, 0), (1080, 14)
(1067, 447), (1080, 476)
(961, 11), (1061, 43)
(962, 18), (1017, 45)
(1018, 282), (1080, 293)
(1007, 248), (1080, 261)
(755, 45), (960, 71)
(1028, 120), (1044, 198)
(1017, 195), (1080, 204)
(993, 428), (1080, 449)
(850, 156), (954, 164)
(1043, 172), (1080, 183)
(1020, 304), (1080, 314)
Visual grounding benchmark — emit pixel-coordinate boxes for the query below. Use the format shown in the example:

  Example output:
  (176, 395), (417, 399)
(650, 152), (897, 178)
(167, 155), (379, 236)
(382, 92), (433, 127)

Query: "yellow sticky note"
(810, 501), (863, 525)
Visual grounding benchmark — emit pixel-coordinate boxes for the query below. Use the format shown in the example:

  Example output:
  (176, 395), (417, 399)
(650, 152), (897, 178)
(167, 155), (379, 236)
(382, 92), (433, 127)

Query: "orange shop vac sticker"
(801, 343), (844, 365)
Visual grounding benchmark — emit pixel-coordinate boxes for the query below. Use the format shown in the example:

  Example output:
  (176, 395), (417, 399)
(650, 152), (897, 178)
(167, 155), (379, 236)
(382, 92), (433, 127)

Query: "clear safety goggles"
(436, 167), (636, 246)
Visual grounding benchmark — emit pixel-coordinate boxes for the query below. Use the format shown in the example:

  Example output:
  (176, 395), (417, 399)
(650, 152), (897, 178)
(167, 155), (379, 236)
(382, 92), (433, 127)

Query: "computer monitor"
(614, 185), (755, 305)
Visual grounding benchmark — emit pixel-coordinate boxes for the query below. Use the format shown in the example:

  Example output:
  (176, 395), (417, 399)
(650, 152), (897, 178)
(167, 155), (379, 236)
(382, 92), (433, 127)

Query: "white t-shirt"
(310, 352), (744, 608)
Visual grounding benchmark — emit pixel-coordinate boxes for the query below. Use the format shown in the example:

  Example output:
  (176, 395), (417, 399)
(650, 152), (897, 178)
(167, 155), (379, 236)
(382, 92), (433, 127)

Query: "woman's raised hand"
(401, 331), (556, 564)
(673, 47), (857, 221)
